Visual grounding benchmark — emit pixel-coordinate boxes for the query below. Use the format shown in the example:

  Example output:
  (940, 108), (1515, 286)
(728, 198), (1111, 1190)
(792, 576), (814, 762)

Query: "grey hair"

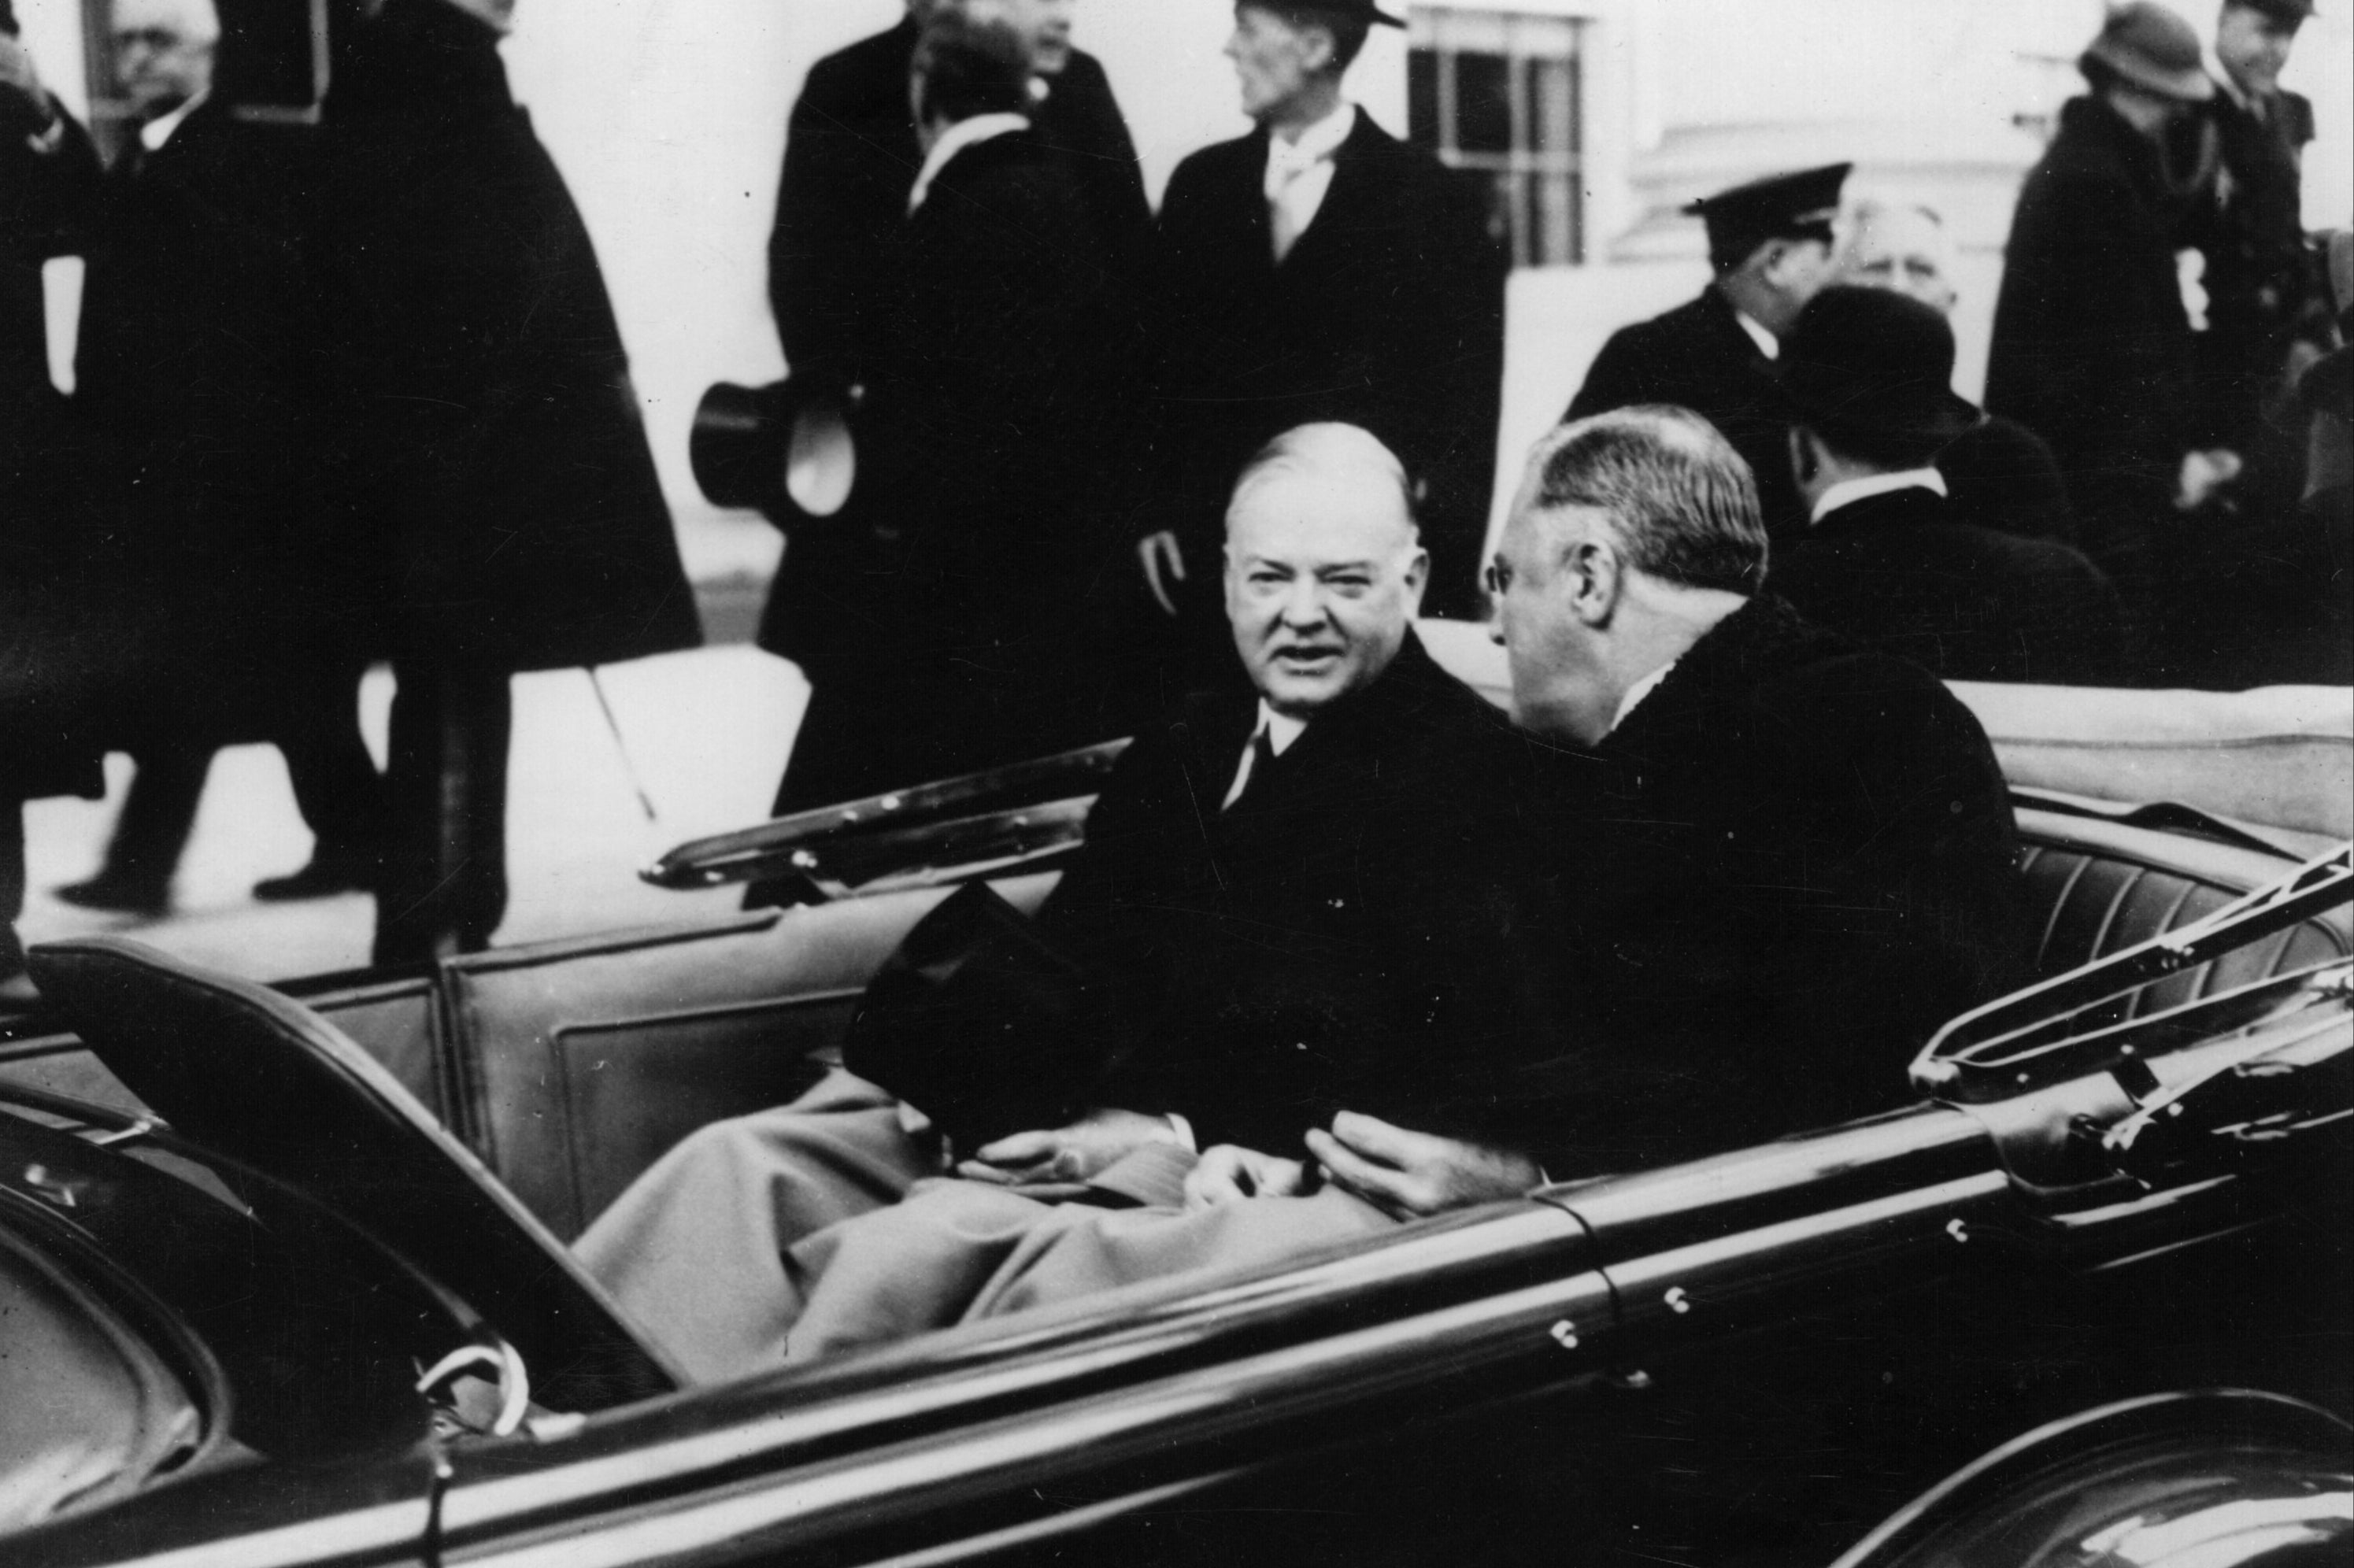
(1522, 405), (1767, 594)
(1226, 422), (1419, 543)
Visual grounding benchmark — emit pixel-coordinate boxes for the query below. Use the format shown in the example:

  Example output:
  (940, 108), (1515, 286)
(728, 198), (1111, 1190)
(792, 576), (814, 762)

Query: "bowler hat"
(2081, 2), (2215, 103)
(1774, 286), (1981, 454)
(1686, 163), (1851, 271)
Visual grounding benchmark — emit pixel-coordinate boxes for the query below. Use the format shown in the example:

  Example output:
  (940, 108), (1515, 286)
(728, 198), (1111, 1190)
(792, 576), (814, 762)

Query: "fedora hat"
(1774, 286), (1981, 454)
(2080, 2), (2215, 103)
(690, 379), (857, 525)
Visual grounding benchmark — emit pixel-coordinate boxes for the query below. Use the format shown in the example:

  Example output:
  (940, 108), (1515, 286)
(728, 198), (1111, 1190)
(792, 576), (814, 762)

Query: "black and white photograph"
(2, 0), (2349, 1562)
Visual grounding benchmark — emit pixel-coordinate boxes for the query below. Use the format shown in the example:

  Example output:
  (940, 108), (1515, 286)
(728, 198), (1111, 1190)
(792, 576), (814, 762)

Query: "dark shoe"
(53, 872), (172, 918)
(253, 855), (377, 902)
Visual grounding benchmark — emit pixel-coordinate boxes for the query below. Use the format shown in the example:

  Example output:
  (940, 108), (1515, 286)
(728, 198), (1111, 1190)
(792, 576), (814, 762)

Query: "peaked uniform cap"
(1686, 163), (1851, 269)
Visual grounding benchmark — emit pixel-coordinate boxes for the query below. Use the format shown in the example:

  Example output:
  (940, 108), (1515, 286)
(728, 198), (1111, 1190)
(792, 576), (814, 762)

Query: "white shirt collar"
(139, 89), (208, 153)
(1610, 660), (1677, 735)
(1255, 699), (1308, 756)
(1267, 98), (1355, 170)
(1810, 467), (1949, 524)
(908, 111), (1031, 215)
(1733, 308), (1779, 361)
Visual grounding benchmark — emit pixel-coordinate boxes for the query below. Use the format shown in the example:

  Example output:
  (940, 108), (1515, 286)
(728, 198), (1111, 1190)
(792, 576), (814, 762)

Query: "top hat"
(1774, 286), (1981, 455)
(2080, 2), (2215, 103)
(690, 379), (857, 524)
(1686, 163), (1851, 269)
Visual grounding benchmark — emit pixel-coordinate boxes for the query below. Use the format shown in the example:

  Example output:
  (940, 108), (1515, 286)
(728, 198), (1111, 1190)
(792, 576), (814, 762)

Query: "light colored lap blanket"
(782, 1148), (1397, 1363)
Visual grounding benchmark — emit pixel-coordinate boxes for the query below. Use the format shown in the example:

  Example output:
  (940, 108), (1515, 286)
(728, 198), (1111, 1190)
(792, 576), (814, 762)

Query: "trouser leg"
(375, 656), (511, 967)
(98, 738), (212, 896)
(276, 653), (383, 866)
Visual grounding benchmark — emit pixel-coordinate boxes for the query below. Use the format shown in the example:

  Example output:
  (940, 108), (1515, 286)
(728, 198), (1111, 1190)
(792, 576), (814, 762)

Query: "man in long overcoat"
(1986, 2), (2221, 666)
(1564, 163), (1847, 542)
(312, 0), (699, 965)
(760, 15), (1127, 814)
(51, 0), (380, 919)
(0, 11), (102, 1004)
(1131, 0), (1504, 652)
(2191, 0), (2320, 521)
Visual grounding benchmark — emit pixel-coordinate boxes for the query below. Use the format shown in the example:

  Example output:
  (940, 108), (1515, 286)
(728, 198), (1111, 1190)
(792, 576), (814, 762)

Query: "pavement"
(19, 510), (805, 988)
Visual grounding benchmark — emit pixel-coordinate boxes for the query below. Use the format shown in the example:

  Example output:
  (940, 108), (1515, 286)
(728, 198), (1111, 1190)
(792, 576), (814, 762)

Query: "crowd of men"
(0, 0), (697, 1000)
(749, 0), (2345, 840)
(582, 0), (2348, 1384)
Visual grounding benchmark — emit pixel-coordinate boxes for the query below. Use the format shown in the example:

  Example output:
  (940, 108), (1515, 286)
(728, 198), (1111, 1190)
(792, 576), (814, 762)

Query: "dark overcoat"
(762, 128), (1124, 808)
(0, 98), (102, 801)
(1144, 112), (1506, 619)
(68, 100), (325, 728)
(1771, 484), (2121, 684)
(1986, 94), (2204, 578)
(310, 0), (698, 675)
(1062, 633), (1554, 1159)
(2193, 86), (2315, 405)
(1567, 286), (1804, 538)
(1508, 596), (2023, 1174)
(767, 17), (1146, 397)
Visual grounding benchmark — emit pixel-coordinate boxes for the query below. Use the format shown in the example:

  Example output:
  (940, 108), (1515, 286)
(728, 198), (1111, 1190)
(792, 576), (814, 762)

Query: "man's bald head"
(1223, 423), (1428, 718)
(112, 0), (217, 117)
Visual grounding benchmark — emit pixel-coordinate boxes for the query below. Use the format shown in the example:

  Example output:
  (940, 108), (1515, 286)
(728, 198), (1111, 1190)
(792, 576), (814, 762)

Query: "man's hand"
(2175, 448), (2245, 512)
(1137, 530), (1186, 618)
(1183, 1145), (1310, 1210)
(955, 1106), (1182, 1186)
(1305, 1111), (1541, 1221)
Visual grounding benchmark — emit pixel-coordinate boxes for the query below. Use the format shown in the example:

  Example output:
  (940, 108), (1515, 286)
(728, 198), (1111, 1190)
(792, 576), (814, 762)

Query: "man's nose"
(1275, 580), (1331, 627)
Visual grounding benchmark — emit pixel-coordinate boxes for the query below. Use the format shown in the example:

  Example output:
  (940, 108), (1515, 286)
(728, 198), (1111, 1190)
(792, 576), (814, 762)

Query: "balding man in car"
(581, 423), (1544, 1382)
(761, 406), (2023, 1364)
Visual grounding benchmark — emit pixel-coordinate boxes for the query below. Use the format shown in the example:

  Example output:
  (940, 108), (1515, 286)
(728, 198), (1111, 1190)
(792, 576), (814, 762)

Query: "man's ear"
(1298, 23), (1337, 74)
(1565, 534), (1622, 627)
(1399, 547), (1431, 615)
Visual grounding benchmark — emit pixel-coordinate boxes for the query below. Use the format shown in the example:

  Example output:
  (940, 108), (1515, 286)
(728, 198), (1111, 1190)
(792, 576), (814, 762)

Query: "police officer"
(1565, 163), (1849, 541)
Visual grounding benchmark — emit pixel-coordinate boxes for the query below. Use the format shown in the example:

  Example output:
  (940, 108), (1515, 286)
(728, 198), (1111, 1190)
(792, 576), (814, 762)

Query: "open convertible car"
(1, 665), (2349, 1567)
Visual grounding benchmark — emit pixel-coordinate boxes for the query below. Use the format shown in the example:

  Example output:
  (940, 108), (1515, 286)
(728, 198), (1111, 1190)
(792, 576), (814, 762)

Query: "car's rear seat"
(3, 812), (2345, 1239)
(2011, 808), (2349, 1014)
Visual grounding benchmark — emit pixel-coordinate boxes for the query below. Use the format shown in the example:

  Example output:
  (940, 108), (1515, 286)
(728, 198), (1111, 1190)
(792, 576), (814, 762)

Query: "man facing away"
(743, 407), (2023, 1366)
(1770, 287), (2122, 685)
(1835, 197), (2078, 549)
(1565, 163), (1848, 541)
(1131, 0), (1505, 652)
(764, 0), (1146, 405)
(579, 423), (1539, 1382)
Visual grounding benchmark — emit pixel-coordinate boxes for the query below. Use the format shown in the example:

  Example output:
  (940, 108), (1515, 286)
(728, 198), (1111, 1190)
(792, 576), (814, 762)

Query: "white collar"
(1610, 660), (1678, 735)
(1266, 99), (1355, 172)
(908, 112), (1031, 214)
(1254, 699), (1308, 756)
(1810, 468), (1949, 524)
(139, 90), (208, 153)
(1733, 308), (1779, 361)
